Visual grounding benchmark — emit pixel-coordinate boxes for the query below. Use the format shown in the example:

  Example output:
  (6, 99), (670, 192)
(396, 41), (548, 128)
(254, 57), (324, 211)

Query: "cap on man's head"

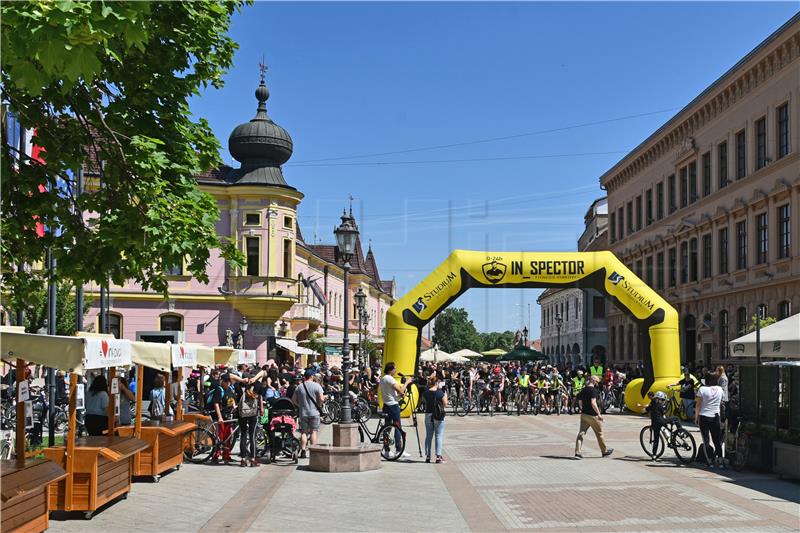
(304, 369), (316, 378)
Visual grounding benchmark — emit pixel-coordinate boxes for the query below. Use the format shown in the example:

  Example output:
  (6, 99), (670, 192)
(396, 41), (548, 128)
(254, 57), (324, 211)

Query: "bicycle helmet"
(493, 367), (501, 375)
(654, 391), (667, 401)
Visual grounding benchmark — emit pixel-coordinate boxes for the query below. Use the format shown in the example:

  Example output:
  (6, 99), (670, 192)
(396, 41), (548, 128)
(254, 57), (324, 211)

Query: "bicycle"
(184, 418), (269, 465)
(725, 413), (751, 471)
(639, 420), (696, 464)
(454, 388), (477, 417)
(515, 387), (530, 415)
(664, 386), (688, 421)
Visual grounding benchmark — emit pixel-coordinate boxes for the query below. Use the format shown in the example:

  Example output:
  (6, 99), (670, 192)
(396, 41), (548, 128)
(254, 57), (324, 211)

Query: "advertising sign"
(236, 349), (256, 365)
(84, 337), (132, 370)
(170, 344), (198, 367)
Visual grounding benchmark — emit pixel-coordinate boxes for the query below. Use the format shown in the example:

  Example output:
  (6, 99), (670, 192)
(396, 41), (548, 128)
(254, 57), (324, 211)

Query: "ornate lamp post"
(334, 209), (359, 424)
(555, 314), (563, 364)
(237, 316), (249, 349)
(360, 308), (370, 369)
(354, 287), (366, 369)
(522, 326), (529, 346)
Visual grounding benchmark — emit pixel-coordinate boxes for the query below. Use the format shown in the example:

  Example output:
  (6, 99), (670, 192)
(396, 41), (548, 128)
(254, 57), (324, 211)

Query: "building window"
(656, 251), (664, 290)
(283, 216), (293, 229)
(635, 259), (642, 279)
(627, 325), (634, 360)
(689, 161), (697, 203)
(108, 313), (122, 339)
(160, 313), (183, 332)
(702, 151), (711, 197)
(689, 238), (698, 282)
(756, 213), (768, 264)
(645, 189), (653, 225)
(608, 213), (617, 242)
(246, 237), (260, 276)
(626, 201), (634, 234)
(718, 227), (729, 274)
(702, 234), (712, 279)
(668, 247), (677, 287)
(166, 262), (184, 276)
(777, 103), (789, 158)
(736, 306), (747, 336)
(755, 116), (767, 170)
(719, 310), (729, 360)
(283, 239), (293, 277)
(777, 204), (790, 259)
(679, 166), (688, 208)
(718, 141), (728, 188)
(244, 212), (261, 226)
(679, 242), (688, 284)
(736, 220), (747, 270)
(617, 326), (624, 360)
(778, 300), (791, 320)
(668, 174), (677, 213)
(566, 301), (570, 321)
(736, 129), (746, 179)
(593, 297), (605, 319)
(617, 208), (624, 241)
(574, 298), (578, 320)
(645, 255), (653, 286)
(656, 182), (664, 220)
(635, 195), (642, 231)
(610, 326), (615, 358)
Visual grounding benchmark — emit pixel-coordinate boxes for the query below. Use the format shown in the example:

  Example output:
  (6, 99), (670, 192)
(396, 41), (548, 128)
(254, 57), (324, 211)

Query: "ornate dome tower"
(225, 66), (294, 188)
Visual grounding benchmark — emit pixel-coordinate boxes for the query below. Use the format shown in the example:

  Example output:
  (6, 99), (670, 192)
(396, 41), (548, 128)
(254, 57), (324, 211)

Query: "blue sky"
(190, 1), (798, 336)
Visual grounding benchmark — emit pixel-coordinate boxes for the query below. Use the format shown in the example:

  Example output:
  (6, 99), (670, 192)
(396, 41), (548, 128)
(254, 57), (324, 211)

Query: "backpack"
(433, 393), (446, 421)
(239, 392), (258, 418)
(205, 386), (223, 411)
(149, 388), (165, 419)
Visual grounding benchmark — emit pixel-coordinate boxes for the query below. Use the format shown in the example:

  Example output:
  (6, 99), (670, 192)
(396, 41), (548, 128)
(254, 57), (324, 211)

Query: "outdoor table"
(116, 419), (194, 481)
(42, 435), (148, 519)
(0, 458), (67, 533)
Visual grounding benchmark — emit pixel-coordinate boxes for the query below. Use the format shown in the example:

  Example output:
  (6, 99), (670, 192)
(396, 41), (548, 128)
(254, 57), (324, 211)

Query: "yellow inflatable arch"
(384, 250), (681, 414)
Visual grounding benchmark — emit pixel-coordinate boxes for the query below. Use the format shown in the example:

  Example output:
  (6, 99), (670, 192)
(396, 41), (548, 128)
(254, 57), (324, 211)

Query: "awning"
(451, 348), (483, 359)
(420, 348), (450, 362)
(78, 332), (166, 371)
(185, 343), (215, 368)
(1, 331), (86, 373)
(276, 338), (317, 356)
(213, 346), (256, 367)
(729, 313), (800, 358)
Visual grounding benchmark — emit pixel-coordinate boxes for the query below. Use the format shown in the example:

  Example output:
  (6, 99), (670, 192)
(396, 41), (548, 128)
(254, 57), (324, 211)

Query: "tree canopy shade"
(1, 1), (247, 311)
(431, 307), (482, 353)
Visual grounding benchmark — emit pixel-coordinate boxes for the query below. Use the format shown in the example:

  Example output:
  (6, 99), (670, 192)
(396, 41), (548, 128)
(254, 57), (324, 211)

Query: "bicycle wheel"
(455, 397), (471, 417)
(254, 425), (268, 457)
(732, 431), (750, 471)
(184, 427), (216, 464)
(671, 428), (696, 464)
(639, 425), (665, 459)
(379, 424), (405, 461)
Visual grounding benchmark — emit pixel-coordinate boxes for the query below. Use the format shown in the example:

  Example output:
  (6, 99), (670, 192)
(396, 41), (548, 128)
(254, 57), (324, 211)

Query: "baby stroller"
(267, 397), (300, 464)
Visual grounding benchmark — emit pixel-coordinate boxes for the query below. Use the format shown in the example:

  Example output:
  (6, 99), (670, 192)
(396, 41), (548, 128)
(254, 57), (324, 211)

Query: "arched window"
(572, 343), (580, 357)
(778, 300), (791, 320)
(736, 306), (748, 336)
(627, 325), (634, 361)
(108, 312), (122, 339)
(160, 313), (183, 332)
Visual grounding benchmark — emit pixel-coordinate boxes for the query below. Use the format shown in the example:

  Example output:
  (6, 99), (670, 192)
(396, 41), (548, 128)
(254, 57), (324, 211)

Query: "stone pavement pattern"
(48, 413), (799, 532)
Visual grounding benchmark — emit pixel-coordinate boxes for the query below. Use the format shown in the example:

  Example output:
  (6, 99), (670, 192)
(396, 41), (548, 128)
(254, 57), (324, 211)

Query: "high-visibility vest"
(518, 375), (530, 388)
(572, 376), (585, 392)
(590, 365), (604, 377)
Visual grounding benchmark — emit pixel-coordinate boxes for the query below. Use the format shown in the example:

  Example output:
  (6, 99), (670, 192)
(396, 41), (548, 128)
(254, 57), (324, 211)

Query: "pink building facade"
(84, 75), (395, 364)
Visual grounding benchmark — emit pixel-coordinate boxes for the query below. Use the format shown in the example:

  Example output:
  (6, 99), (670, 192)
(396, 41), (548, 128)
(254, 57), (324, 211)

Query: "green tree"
(1, 1), (246, 312)
(13, 282), (91, 335)
(432, 307), (482, 353)
(746, 313), (777, 334)
(479, 330), (517, 352)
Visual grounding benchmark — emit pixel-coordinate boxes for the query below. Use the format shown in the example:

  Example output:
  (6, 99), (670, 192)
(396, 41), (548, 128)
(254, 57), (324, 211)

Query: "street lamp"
(360, 308), (370, 369)
(555, 314), (563, 364)
(236, 316), (249, 349)
(334, 209), (359, 424)
(354, 287), (366, 369)
(522, 326), (529, 346)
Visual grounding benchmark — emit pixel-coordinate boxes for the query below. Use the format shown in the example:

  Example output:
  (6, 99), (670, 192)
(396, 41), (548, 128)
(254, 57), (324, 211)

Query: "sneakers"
(249, 459), (260, 467)
(574, 453), (583, 460)
(602, 448), (614, 457)
(425, 457), (431, 463)
(435, 456), (446, 464)
(401, 451), (411, 458)
(240, 459), (248, 467)
(299, 449), (307, 459)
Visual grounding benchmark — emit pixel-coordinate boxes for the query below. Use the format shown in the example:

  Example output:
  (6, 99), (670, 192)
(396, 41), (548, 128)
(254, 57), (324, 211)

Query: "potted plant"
(773, 429), (800, 479)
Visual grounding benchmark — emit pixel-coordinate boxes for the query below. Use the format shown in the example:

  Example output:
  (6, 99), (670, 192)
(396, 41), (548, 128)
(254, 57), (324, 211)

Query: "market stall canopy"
(276, 338), (317, 356)
(300, 335), (344, 346)
(481, 348), (507, 358)
(729, 313), (800, 358)
(214, 346), (256, 367)
(1, 330), (86, 373)
(451, 348), (482, 359)
(185, 343), (215, 368)
(77, 332), (163, 371)
(420, 348), (450, 362)
(499, 344), (548, 362)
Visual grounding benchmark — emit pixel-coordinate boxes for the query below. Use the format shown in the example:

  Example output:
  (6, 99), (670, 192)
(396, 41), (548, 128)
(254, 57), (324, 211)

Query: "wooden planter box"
(117, 420), (195, 481)
(42, 436), (148, 519)
(0, 459), (67, 533)
(747, 435), (774, 472)
(773, 441), (800, 480)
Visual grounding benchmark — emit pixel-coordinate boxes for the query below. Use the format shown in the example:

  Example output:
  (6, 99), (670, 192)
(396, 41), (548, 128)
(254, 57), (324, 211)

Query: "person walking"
(575, 375), (613, 459)
(291, 369), (325, 459)
(238, 379), (261, 467)
(695, 372), (724, 468)
(84, 374), (109, 436)
(423, 374), (448, 463)
(149, 373), (168, 421)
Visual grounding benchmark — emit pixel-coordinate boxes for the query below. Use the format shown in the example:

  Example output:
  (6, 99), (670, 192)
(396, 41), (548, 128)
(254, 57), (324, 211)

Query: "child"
(641, 391), (681, 460)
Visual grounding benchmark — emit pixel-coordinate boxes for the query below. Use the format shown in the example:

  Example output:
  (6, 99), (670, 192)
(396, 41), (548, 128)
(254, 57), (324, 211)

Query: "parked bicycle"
(184, 418), (268, 465)
(639, 420), (696, 464)
(664, 386), (688, 421)
(725, 413), (751, 471)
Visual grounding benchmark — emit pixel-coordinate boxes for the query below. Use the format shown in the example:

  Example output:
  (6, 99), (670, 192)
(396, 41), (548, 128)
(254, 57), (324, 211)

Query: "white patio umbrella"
(420, 346), (450, 362)
(450, 348), (482, 359)
(728, 313), (800, 358)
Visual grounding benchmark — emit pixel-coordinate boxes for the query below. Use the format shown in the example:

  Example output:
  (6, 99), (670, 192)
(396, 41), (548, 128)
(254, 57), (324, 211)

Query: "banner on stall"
(236, 349), (256, 365)
(84, 337), (132, 369)
(171, 344), (198, 367)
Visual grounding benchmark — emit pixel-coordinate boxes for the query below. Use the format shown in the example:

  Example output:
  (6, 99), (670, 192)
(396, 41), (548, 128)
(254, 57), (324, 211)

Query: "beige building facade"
(602, 15), (800, 368)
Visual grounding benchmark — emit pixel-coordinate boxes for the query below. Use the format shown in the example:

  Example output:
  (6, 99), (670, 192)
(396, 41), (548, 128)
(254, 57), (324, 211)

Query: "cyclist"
(589, 359), (604, 380)
(535, 372), (550, 413)
(379, 362), (413, 458)
(550, 368), (565, 414)
(490, 367), (504, 412)
(640, 391), (681, 461)
(571, 370), (586, 412)
(517, 367), (531, 409)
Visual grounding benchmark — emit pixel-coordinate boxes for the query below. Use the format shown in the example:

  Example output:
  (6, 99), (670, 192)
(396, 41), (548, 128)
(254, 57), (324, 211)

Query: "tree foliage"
(1, 1), (246, 311)
(8, 282), (91, 335)
(745, 313), (777, 334)
(479, 330), (517, 352)
(432, 307), (482, 353)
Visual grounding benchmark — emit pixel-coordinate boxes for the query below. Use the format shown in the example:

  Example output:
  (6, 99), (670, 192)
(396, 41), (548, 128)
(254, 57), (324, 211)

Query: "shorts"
(300, 415), (320, 432)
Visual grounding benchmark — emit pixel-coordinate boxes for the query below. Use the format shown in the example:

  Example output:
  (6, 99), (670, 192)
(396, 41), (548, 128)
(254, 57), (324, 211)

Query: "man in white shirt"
(380, 362), (413, 457)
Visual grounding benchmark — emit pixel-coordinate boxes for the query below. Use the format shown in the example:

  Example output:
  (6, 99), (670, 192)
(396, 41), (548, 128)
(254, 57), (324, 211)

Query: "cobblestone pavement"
(48, 412), (799, 532)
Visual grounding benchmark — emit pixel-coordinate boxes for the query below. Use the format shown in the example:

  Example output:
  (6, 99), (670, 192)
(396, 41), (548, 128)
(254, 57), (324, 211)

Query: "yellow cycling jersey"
(536, 378), (548, 389)
(518, 375), (530, 388)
